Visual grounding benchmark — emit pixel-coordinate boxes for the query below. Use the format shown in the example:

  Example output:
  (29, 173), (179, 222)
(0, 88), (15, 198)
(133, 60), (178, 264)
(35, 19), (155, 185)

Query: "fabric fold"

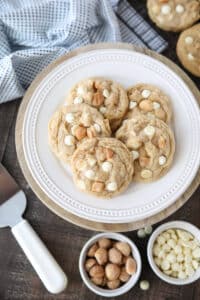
(0, 0), (167, 103)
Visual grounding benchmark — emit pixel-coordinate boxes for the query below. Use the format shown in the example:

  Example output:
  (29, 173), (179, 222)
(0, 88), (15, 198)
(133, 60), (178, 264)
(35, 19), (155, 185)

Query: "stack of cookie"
(147, 0), (200, 77)
(48, 78), (175, 198)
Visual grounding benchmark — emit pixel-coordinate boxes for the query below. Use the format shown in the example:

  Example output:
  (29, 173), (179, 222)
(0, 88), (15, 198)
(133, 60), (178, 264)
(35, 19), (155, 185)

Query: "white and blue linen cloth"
(0, 0), (167, 103)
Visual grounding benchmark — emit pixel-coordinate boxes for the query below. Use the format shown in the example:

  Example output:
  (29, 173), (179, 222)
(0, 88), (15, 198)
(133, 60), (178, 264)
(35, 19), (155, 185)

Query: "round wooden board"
(15, 43), (200, 232)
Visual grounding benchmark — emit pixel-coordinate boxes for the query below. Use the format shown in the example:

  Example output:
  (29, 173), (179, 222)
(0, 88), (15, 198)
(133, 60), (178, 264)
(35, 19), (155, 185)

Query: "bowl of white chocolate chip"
(147, 221), (200, 285)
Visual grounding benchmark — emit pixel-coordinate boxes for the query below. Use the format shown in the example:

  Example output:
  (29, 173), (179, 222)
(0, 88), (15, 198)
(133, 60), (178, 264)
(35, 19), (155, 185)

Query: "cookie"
(71, 138), (134, 198)
(147, 0), (200, 32)
(177, 23), (200, 77)
(125, 84), (172, 124)
(115, 115), (175, 182)
(48, 104), (111, 163)
(65, 78), (129, 131)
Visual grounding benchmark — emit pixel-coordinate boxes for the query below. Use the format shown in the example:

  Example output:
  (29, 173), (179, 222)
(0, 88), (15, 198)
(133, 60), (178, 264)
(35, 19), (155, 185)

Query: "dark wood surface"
(0, 1), (199, 299)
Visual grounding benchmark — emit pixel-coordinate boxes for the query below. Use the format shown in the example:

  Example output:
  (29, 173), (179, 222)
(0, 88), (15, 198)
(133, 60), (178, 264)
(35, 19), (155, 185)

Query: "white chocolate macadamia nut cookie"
(65, 78), (129, 131)
(115, 115), (175, 182)
(153, 228), (200, 279)
(71, 138), (133, 198)
(48, 104), (111, 163)
(147, 0), (200, 32)
(126, 84), (172, 123)
(177, 24), (200, 77)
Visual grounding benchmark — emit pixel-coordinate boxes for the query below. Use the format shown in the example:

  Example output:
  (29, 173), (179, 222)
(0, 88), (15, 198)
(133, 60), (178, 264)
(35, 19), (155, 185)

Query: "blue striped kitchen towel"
(0, 0), (167, 103)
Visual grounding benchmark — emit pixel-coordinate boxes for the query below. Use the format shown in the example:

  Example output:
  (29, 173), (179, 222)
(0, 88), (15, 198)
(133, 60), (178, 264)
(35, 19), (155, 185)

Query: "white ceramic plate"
(23, 47), (200, 223)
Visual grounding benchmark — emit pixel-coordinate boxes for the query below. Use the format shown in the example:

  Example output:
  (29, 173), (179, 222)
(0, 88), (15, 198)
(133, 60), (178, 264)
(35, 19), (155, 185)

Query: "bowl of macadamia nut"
(79, 233), (142, 297)
(147, 221), (200, 285)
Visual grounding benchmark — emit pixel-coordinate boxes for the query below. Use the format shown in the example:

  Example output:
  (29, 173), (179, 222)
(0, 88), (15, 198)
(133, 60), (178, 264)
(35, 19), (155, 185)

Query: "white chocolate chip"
(93, 123), (101, 133)
(185, 36), (193, 45)
(171, 263), (181, 272)
(159, 155), (167, 166)
(141, 89), (151, 98)
(137, 228), (146, 238)
(164, 270), (173, 276)
(185, 254), (192, 263)
(74, 96), (83, 104)
(64, 135), (75, 146)
(157, 235), (166, 245)
(71, 125), (79, 135)
(166, 253), (176, 263)
(184, 231), (194, 240)
(144, 225), (153, 235)
(65, 113), (74, 123)
(99, 106), (107, 114)
(88, 158), (97, 167)
(106, 182), (117, 192)
(161, 260), (170, 271)
(174, 245), (182, 255)
(139, 280), (150, 291)
(175, 4), (185, 14)
(185, 266), (195, 277)
(182, 240), (192, 248)
(177, 254), (184, 263)
(178, 271), (186, 279)
(153, 244), (161, 256)
(131, 150), (139, 160)
(177, 230), (193, 241)
(153, 101), (161, 110)
(154, 257), (162, 267)
(77, 86), (87, 96)
(166, 229), (175, 234)
(77, 180), (86, 190)
(144, 125), (155, 137)
(167, 239), (176, 248)
(171, 233), (178, 241)
(163, 232), (170, 240)
(162, 243), (171, 252)
(161, 4), (171, 15)
(184, 248), (191, 256)
(158, 250), (166, 259)
(192, 260), (199, 270)
(102, 161), (112, 172)
(188, 53), (194, 61)
(192, 247), (200, 259)
(141, 169), (152, 179)
(84, 169), (95, 180)
(129, 101), (137, 109)
(102, 89), (110, 98)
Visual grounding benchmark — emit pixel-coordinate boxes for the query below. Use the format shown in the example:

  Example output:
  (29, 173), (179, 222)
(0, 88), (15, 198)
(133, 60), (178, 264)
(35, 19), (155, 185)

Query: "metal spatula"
(0, 163), (67, 294)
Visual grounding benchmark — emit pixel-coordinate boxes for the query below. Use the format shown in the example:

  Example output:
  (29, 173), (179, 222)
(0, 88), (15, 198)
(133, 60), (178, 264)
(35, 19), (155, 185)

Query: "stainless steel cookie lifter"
(0, 163), (67, 294)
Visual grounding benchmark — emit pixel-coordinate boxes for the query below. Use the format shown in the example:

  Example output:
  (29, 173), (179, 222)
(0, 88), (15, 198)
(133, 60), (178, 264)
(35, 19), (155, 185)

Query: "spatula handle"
(11, 219), (67, 294)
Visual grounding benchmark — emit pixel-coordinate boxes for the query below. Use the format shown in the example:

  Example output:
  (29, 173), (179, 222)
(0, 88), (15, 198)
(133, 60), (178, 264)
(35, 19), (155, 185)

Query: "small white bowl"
(147, 221), (200, 285)
(79, 232), (142, 297)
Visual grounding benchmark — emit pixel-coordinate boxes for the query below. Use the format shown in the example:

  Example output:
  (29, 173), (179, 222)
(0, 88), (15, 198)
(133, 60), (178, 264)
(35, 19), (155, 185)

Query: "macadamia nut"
(115, 242), (131, 257)
(105, 263), (121, 280)
(108, 248), (122, 265)
(95, 248), (108, 265)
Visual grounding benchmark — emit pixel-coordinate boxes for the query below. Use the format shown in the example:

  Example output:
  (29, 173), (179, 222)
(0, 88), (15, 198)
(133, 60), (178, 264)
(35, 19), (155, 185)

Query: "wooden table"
(0, 1), (199, 299)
